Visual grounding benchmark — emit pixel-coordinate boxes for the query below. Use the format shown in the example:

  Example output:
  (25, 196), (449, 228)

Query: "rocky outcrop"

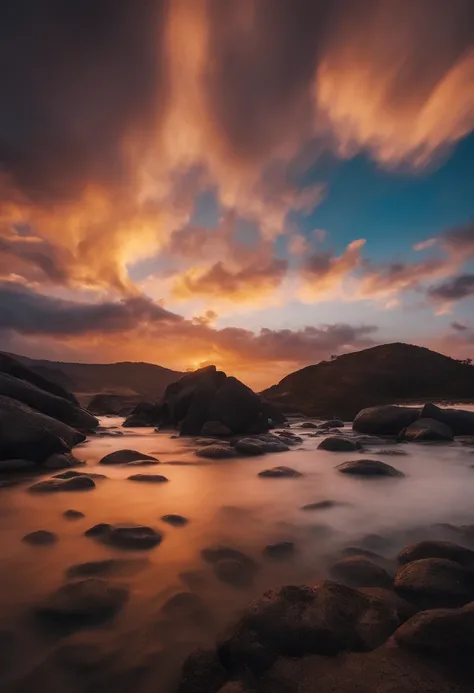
(0, 352), (78, 404)
(353, 405), (420, 435)
(403, 417), (453, 442)
(0, 395), (85, 462)
(0, 372), (97, 430)
(420, 403), (474, 436)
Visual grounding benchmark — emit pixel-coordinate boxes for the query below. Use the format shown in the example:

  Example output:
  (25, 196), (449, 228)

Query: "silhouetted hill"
(262, 342), (474, 419)
(2, 353), (183, 406)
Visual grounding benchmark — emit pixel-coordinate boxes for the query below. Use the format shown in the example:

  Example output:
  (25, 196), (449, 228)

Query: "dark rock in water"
(319, 419), (345, 429)
(329, 556), (392, 588)
(276, 432), (303, 445)
(263, 541), (295, 560)
(161, 513), (188, 526)
(88, 393), (141, 416)
(361, 533), (393, 552)
(66, 557), (148, 578)
(353, 434), (385, 446)
(179, 570), (207, 589)
(202, 545), (257, 587)
(125, 458), (159, 466)
(301, 499), (344, 511)
(54, 469), (105, 479)
(98, 449), (158, 465)
(122, 401), (166, 427)
(393, 602), (474, 659)
(63, 509), (85, 520)
(234, 438), (265, 456)
(195, 445), (238, 459)
(165, 366), (225, 432)
(397, 541), (474, 569)
(299, 422), (318, 429)
(403, 417), (453, 442)
(195, 437), (222, 446)
(0, 372), (98, 430)
(374, 448), (408, 456)
(394, 557), (474, 609)
(29, 475), (96, 492)
(336, 459), (404, 477)
(353, 405), (420, 435)
(217, 581), (410, 674)
(23, 530), (57, 545)
(35, 578), (128, 625)
(177, 648), (227, 693)
(201, 420), (232, 437)
(43, 452), (84, 470)
(161, 592), (210, 623)
(209, 376), (269, 435)
(127, 473), (168, 483)
(318, 436), (361, 452)
(260, 400), (287, 426)
(421, 402), (474, 436)
(0, 458), (36, 473)
(201, 545), (256, 568)
(0, 395), (84, 462)
(85, 523), (163, 550)
(258, 466), (302, 478)
(234, 433), (290, 454)
(0, 352), (78, 404)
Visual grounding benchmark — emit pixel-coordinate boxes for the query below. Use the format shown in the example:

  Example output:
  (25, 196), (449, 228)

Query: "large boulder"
(217, 581), (412, 674)
(397, 541), (474, 569)
(318, 436), (361, 452)
(329, 556), (393, 588)
(209, 377), (269, 434)
(98, 449), (158, 465)
(122, 401), (166, 427)
(166, 366), (226, 426)
(394, 558), (474, 609)
(88, 394), (142, 416)
(0, 352), (78, 404)
(403, 417), (453, 442)
(420, 402), (474, 436)
(353, 405), (420, 435)
(0, 372), (98, 430)
(0, 395), (85, 462)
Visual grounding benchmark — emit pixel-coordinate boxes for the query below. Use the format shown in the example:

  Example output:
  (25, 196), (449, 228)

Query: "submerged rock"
(318, 436), (361, 452)
(63, 509), (85, 520)
(301, 500), (344, 511)
(127, 473), (169, 483)
(336, 459), (404, 477)
(234, 438), (265, 456)
(35, 578), (128, 625)
(403, 417), (454, 442)
(319, 419), (345, 429)
(66, 557), (148, 578)
(99, 449), (158, 465)
(161, 513), (188, 526)
(195, 445), (238, 459)
(258, 466), (302, 478)
(29, 475), (96, 492)
(202, 545), (257, 588)
(263, 541), (295, 560)
(85, 523), (163, 550)
(22, 530), (57, 546)
(161, 592), (210, 623)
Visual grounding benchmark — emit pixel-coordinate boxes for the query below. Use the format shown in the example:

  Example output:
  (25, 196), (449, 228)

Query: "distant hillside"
(3, 353), (183, 407)
(262, 342), (474, 419)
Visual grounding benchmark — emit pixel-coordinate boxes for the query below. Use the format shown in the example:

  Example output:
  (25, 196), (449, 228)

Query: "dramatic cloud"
(428, 274), (474, 302)
(300, 239), (365, 298)
(451, 321), (469, 331)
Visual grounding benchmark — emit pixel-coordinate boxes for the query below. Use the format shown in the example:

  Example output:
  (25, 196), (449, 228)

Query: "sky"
(1, 0), (474, 390)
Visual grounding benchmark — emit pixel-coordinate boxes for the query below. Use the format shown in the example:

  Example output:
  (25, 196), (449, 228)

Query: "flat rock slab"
(99, 449), (158, 465)
(127, 474), (169, 483)
(85, 523), (163, 550)
(336, 459), (404, 477)
(35, 578), (128, 626)
(161, 514), (188, 526)
(195, 445), (238, 459)
(23, 530), (57, 545)
(318, 437), (362, 452)
(66, 557), (148, 578)
(258, 466), (302, 478)
(29, 476), (96, 493)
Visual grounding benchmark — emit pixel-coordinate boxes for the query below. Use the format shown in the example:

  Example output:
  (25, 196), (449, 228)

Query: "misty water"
(1, 413), (474, 692)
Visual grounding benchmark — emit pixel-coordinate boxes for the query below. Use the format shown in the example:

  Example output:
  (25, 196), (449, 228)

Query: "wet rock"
(394, 557), (474, 609)
(29, 475), (96, 492)
(0, 458), (36, 472)
(318, 436), (361, 452)
(217, 581), (411, 674)
(202, 546), (257, 588)
(35, 578), (128, 625)
(374, 448), (409, 456)
(353, 405), (421, 436)
(23, 530), (57, 545)
(353, 435), (385, 446)
(301, 500), (344, 511)
(241, 433), (290, 452)
(195, 445), (238, 459)
(99, 449), (158, 465)
(127, 473), (169, 483)
(63, 509), (85, 520)
(403, 417), (453, 442)
(43, 452), (84, 470)
(397, 540), (474, 569)
(195, 437), (223, 446)
(329, 556), (393, 588)
(421, 402), (474, 436)
(161, 592), (210, 623)
(161, 513), (188, 526)
(336, 459), (404, 477)
(263, 541), (295, 560)
(66, 557), (148, 578)
(201, 421), (232, 437)
(54, 469), (105, 479)
(258, 466), (302, 478)
(177, 648), (227, 693)
(299, 422), (318, 429)
(319, 419), (345, 429)
(0, 395), (84, 462)
(122, 401), (166, 427)
(234, 438), (265, 456)
(85, 523), (163, 550)
(393, 602), (474, 659)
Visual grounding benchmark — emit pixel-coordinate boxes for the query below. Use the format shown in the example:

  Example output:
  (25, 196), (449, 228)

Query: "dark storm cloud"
(0, 232), (70, 282)
(0, 0), (167, 203)
(0, 281), (180, 335)
(451, 321), (469, 331)
(428, 274), (474, 302)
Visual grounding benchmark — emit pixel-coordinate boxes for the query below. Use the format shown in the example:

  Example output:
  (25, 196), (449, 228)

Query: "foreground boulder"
(35, 578), (128, 626)
(397, 541), (474, 569)
(421, 402), (474, 436)
(403, 417), (453, 442)
(318, 436), (361, 452)
(0, 372), (97, 430)
(0, 395), (85, 462)
(98, 449), (158, 465)
(336, 459), (404, 477)
(217, 581), (412, 674)
(201, 546), (258, 588)
(353, 405), (420, 435)
(394, 558), (474, 609)
(29, 476), (96, 493)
